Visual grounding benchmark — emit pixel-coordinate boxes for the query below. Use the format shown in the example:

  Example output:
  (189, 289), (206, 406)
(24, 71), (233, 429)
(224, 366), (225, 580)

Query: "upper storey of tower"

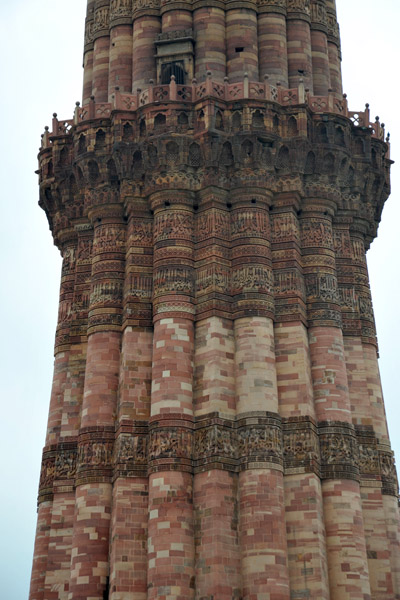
(83, 0), (342, 104)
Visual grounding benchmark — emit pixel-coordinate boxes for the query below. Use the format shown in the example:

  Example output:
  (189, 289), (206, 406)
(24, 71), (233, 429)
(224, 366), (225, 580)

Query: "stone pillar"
(42, 225), (91, 599)
(147, 190), (195, 600)
(310, 0), (330, 95)
(258, 0), (288, 86)
(29, 502), (53, 600)
(193, 189), (241, 599)
(271, 194), (329, 599)
(161, 0), (192, 32)
(193, 4), (226, 81)
(30, 229), (77, 600)
(230, 189), (290, 600)
(338, 217), (397, 599)
(92, 0), (111, 103)
(109, 194), (153, 600)
(132, 5), (160, 92)
(287, 0), (313, 92)
(108, 0), (133, 99)
(383, 495), (400, 599)
(83, 0), (95, 105)
(325, 0), (342, 95)
(226, 1), (259, 83)
(43, 229), (81, 600)
(69, 191), (125, 600)
(300, 201), (371, 600)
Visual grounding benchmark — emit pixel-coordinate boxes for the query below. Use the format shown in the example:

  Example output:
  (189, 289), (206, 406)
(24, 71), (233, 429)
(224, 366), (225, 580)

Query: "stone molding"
(37, 417), (399, 502)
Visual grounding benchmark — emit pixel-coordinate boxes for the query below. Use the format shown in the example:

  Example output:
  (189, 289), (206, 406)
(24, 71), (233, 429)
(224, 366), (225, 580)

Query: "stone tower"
(30, 0), (400, 599)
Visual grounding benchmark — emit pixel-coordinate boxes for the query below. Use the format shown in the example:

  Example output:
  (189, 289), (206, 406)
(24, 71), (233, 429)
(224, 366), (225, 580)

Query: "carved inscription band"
(38, 418), (399, 502)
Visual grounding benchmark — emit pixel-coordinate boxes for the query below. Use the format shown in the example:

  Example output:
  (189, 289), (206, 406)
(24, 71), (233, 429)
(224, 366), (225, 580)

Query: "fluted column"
(287, 0), (313, 92)
(69, 192), (125, 600)
(300, 201), (371, 600)
(29, 502), (53, 600)
(272, 194), (329, 599)
(230, 188), (290, 600)
(83, 0), (95, 105)
(108, 0), (133, 99)
(109, 194), (153, 600)
(258, 0), (288, 86)
(161, 0), (192, 32)
(43, 228), (84, 600)
(193, 188), (241, 599)
(310, 0), (330, 95)
(147, 190), (195, 600)
(325, 0), (342, 95)
(132, 2), (160, 92)
(226, 0), (259, 82)
(341, 218), (398, 598)
(193, 3), (226, 81)
(92, 0), (111, 102)
(30, 229), (77, 600)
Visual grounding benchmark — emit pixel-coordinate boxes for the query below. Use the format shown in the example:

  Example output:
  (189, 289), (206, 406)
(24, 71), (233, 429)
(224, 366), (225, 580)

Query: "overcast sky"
(0, 1), (399, 598)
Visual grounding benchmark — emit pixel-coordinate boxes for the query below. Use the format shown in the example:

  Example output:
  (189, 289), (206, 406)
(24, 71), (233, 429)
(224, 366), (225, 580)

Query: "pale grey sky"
(0, 2), (398, 598)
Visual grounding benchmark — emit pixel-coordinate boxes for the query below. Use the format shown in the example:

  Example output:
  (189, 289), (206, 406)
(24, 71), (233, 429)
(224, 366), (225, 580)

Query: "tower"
(29, 0), (400, 598)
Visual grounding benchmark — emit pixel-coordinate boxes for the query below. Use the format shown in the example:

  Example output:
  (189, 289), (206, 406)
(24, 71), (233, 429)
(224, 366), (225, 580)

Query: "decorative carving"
(231, 266), (274, 294)
(78, 440), (114, 469)
(127, 274), (153, 299)
(358, 444), (380, 475)
(333, 229), (352, 258)
(338, 286), (358, 312)
(39, 454), (56, 490)
(194, 425), (236, 460)
(196, 264), (230, 295)
(283, 419), (320, 472)
(154, 266), (194, 296)
(274, 270), (305, 297)
(154, 212), (193, 242)
(257, 0), (286, 6)
(156, 29), (193, 42)
(90, 281), (124, 306)
(231, 210), (269, 238)
(358, 294), (374, 321)
(305, 273), (340, 303)
(271, 213), (300, 242)
(55, 447), (77, 479)
(93, 225), (126, 253)
(237, 424), (282, 464)
(110, 0), (132, 20)
(149, 427), (193, 461)
(196, 210), (230, 242)
(310, 0), (327, 27)
(327, 12), (340, 42)
(84, 18), (94, 46)
(114, 433), (148, 466)
(129, 222), (153, 245)
(194, 416), (283, 470)
(319, 423), (359, 480)
(287, 0), (311, 16)
(380, 452), (399, 496)
(301, 219), (333, 248)
(93, 6), (110, 34)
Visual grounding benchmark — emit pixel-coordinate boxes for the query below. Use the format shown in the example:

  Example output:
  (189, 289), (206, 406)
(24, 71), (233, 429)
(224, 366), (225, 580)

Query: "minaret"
(30, 1), (400, 599)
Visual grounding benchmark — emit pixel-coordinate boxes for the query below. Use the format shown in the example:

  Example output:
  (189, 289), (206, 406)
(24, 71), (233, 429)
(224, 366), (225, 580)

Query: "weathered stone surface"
(30, 2), (399, 600)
